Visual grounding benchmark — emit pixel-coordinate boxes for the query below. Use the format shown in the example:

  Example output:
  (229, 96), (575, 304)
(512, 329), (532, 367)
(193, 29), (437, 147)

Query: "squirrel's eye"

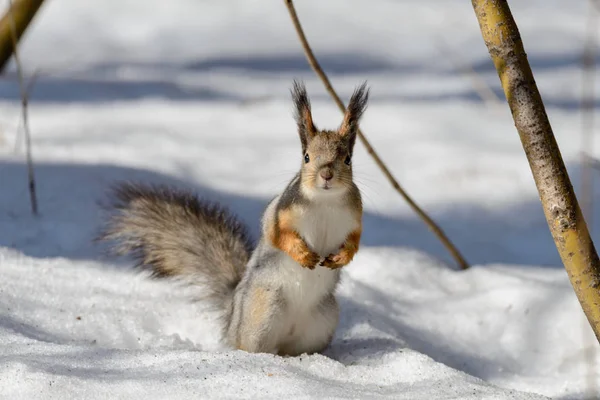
(304, 153), (310, 163)
(344, 155), (351, 165)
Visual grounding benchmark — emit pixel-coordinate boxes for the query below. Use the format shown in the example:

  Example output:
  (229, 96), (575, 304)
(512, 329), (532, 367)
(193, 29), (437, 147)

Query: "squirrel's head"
(291, 80), (369, 197)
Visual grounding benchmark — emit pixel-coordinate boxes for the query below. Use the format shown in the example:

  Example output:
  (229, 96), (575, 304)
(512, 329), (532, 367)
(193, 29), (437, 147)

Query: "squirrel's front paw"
(320, 251), (352, 269)
(297, 250), (321, 270)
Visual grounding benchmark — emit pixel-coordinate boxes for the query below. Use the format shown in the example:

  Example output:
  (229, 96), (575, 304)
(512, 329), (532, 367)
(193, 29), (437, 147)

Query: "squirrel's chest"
(296, 205), (357, 256)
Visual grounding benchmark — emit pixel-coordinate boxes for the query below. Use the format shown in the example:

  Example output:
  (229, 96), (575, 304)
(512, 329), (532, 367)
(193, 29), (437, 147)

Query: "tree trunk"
(470, 0), (600, 342)
(0, 0), (45, 72)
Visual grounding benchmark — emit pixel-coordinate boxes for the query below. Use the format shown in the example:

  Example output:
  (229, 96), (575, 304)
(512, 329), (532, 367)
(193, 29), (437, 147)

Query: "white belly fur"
(296, 202), (358, 256)
(278, 257), (337, 311)
(279, 201), (357, 310)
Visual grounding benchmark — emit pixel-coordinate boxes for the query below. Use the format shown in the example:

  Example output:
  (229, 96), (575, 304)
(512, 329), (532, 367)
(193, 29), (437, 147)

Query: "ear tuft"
(291, 80), (317, 152)
(339, 82), (369, 153)
(340, 82), (369, 135)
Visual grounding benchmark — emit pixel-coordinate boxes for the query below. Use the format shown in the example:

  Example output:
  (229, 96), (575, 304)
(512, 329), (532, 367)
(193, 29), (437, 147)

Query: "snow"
(0, 0), (599, 398)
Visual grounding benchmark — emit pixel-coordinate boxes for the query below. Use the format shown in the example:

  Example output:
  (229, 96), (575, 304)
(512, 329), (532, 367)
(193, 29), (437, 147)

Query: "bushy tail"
(98, 182), (253, 321)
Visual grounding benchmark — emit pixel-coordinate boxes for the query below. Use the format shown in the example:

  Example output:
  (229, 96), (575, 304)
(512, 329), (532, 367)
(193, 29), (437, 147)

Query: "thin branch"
(284, 0), (469, 270)
(8, 0), (37, 215)
(12, 68), (38, 153)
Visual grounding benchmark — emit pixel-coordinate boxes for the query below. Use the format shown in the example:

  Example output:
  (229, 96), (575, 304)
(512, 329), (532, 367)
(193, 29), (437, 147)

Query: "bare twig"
(12, 68), (38, 153)
(8, 0), (37, 215)
(284, 0), (469, 270)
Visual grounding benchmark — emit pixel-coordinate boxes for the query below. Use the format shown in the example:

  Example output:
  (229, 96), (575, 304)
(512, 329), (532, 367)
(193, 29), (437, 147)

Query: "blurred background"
(0, 0), (595, 267)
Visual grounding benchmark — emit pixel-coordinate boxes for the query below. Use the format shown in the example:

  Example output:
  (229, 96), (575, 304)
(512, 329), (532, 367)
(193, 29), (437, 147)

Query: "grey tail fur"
(98, 182), (254, 329)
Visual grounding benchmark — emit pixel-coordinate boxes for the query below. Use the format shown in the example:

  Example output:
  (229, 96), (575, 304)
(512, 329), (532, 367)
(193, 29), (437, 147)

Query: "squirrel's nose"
(320, 169), (333, 181)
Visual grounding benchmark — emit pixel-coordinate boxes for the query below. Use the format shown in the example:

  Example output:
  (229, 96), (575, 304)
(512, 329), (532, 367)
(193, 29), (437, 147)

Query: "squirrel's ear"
(339, 82), (369, 152)
(291, 80), (317, 152)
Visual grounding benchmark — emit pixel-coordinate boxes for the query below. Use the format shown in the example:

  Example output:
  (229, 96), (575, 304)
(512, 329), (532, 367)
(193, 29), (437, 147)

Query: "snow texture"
(0, 0), (598, 398)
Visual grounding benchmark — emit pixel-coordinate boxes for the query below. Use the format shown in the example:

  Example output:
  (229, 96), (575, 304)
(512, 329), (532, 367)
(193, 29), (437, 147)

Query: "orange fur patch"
(267, 208), (319, 269)
(339, 116), (351, 138)
(322, 228), (362, 269)
(303, 108), (316, 138)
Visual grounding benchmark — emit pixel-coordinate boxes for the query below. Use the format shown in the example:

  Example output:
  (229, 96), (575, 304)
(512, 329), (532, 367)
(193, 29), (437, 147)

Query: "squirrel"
(99, 80), (368, 356)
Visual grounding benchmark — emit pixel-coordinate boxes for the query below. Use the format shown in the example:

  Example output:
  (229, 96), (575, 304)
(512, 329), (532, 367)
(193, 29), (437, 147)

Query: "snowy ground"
(1, 0), (599, 398)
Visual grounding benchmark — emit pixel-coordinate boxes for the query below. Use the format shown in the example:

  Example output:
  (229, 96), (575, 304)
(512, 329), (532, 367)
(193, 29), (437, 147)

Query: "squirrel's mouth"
(316, 178), (342, 192)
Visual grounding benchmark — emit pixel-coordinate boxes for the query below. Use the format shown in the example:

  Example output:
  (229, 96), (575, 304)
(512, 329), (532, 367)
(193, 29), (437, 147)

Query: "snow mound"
(0, 248), (551, 399)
